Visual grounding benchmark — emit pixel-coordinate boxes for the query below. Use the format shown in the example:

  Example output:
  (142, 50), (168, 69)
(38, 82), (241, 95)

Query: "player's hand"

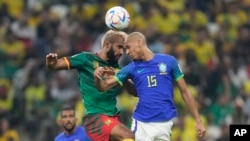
(46, 53), (58, 68)
(94, 67), (116, 80)
(195, 120), (206, 138)
(103, 66), (116, 78)
(94, 67), (105, 79)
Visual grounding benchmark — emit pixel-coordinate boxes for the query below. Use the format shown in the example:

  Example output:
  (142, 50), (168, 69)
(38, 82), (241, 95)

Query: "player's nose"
(126, 49), (129, 55)
(119, 48), (124, 54)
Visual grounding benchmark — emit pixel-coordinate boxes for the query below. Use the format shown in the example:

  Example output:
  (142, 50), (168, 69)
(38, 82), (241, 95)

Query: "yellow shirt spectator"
(24, 84), (46, 111)
(216, 10), (248, 28)
(157, 11), (181, 35)
(0, 118), (19, 141)
(0, 79), (13, 112)
(117, 91), (139, 112)
(0, 130), (19, 141)
(0, 0), (24, 18)
(171, 114), (207, 141)
(181, 9), (208, 28)
(157, 0), (186, 12)
(186, 40), (216, 67)
(0, 38), (25, 67)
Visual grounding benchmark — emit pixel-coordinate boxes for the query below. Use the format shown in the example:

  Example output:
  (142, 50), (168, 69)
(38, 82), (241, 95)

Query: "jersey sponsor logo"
(137, 69), (145, 73)
(158, 63), (167, 74)
(74, 139), (80, 141)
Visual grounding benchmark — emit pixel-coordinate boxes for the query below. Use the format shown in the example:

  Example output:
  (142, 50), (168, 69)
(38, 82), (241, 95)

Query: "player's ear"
(75, 117), (78, 123)
(58, 119), (62, 126)
(137, 39), (142, 48)
(104, 41), (110, 49)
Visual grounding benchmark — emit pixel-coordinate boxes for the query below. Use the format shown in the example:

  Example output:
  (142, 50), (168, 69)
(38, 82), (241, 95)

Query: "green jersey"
(66, 52), (120, 115)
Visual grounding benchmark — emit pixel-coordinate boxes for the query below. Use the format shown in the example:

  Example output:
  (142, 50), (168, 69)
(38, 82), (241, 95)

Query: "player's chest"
(134, 62), (170, 76)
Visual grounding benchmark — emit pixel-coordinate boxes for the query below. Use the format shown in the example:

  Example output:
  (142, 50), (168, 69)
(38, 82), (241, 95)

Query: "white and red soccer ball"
(105, 6), (130, 30)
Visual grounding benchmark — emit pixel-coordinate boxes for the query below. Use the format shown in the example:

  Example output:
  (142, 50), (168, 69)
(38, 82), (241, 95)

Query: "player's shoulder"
(70, 51), (96, 60)
(76, 125), (85, 131)
(83, 52), (95, 55)
(54, 132), (65, 141)
(77, 51), (95, 57)
(75, 51), (94, 55)
(155, 53), (176, 60)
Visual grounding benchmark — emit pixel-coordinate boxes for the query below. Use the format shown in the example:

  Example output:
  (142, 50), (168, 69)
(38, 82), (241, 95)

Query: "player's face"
(60, 110), (76, 132)
(125, 39), (140, 60)
(106, 37), (125, 63)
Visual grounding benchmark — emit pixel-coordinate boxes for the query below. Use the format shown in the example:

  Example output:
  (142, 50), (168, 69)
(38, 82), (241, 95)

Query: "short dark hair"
(60, 104), (75, 116)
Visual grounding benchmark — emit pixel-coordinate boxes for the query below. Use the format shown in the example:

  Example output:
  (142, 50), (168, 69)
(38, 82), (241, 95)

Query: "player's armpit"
(123, 79), (138, 97)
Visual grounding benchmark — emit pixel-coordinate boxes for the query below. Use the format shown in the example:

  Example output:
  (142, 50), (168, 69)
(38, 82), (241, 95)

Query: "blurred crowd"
(0, 0), (250, 141)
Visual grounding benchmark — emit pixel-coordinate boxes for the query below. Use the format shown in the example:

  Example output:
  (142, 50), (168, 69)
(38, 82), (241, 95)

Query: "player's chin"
(65, 125), (74, 131)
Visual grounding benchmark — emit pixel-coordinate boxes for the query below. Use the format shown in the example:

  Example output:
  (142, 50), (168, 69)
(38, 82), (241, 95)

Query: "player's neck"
(64, 127), (77, 136)
(142, 48), (154, 61)
(96, 51), (108, 61)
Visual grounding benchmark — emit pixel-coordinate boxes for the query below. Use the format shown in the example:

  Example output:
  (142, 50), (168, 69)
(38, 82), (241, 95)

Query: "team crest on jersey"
(158, 63), (167, 75)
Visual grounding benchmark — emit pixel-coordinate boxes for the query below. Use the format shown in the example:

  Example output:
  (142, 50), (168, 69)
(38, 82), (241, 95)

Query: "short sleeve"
(68, 52), (86, 69)
(171, 57), (184, 81)
(114, 62), (134, 85)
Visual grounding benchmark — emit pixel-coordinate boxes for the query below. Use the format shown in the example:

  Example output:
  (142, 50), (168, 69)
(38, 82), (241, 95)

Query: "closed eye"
(118, 45), (124, 49)
(125, 45), (130, 49)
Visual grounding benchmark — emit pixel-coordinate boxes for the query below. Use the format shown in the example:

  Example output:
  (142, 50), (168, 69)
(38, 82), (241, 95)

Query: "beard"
(106, 45), (119, 64)
(63, 123), (75, 133)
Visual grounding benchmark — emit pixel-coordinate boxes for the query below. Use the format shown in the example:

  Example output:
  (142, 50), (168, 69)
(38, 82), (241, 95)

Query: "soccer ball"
(105, 6), (130, 30)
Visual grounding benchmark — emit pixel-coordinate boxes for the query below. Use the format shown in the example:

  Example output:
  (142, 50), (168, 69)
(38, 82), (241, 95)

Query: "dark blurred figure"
(216, 123), (229, 141)
(232, 24), (250, 63)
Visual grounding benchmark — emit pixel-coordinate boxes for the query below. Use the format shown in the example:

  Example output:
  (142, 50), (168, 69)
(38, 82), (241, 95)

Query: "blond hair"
(101, 30), (127, 47)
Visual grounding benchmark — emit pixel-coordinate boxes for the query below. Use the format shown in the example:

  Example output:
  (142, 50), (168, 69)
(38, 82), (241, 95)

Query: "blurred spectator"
(50, 70), (78, 102)
(23, 65), (46, 139)
(186, 27), (218, 69)
(35, 9), (59, 57)
(0, 79), (14, 117)
(71, 26), (92, 53)
(209, 94), (234, 125)
(11, 12), (36, 50)
(0, 0), (24, 18)
(0, 30), (25, 79)
(0, 117), (19, 141)
(215, 123), (229, 141)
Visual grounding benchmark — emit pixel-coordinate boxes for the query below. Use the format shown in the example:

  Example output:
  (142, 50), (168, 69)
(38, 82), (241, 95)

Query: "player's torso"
(131, 54), (179, 121)
(70, 52), (120, 115)
(131, 54), (175, 103)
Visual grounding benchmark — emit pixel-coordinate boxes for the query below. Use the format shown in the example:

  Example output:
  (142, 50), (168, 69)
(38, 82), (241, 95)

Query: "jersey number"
(147, 75), (157, 87)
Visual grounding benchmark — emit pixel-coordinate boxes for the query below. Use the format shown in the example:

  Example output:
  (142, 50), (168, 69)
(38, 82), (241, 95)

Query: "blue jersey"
(54, 126), (91, 141)
(115, 54), (184, 122)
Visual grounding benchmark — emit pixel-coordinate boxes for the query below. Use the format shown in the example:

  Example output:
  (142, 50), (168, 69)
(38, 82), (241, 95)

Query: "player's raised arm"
(46, 53), (69, 70)
(94, 67), (118, 92)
